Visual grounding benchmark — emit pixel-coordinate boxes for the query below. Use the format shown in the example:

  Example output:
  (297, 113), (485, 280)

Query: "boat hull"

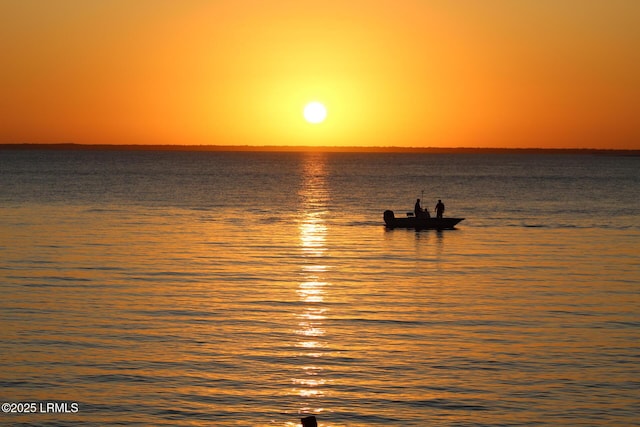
(383, 210), (464, 230)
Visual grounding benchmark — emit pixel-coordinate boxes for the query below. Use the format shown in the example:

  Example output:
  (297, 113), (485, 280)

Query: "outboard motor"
(383, 210), (395, 226)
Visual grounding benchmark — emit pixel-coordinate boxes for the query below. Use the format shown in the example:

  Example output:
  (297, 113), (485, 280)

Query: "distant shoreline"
(1, 143), (638, 156)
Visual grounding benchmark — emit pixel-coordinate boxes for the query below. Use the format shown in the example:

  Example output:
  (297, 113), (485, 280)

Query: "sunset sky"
(1, 0), (638, 148)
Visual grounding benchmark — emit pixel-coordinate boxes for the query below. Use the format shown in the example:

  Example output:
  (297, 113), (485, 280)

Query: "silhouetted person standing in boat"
(414, 199), (422, 217)
(435, 199), (445, 219)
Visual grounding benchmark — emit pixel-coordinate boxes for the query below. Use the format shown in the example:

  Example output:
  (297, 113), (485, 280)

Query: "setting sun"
(303, 102), (327, 124)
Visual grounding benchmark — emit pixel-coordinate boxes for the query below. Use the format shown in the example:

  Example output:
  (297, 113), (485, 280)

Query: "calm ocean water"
(0, 148), (638, 426)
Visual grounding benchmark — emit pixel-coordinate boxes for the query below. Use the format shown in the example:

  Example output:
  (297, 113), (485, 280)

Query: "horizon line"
(1, 143), (639, 155)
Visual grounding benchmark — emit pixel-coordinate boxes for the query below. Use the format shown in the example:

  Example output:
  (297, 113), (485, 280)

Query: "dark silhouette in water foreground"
(301, 415), (317, 426)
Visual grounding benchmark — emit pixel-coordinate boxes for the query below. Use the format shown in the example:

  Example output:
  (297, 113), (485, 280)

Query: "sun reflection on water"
(292, 153), (331, 423)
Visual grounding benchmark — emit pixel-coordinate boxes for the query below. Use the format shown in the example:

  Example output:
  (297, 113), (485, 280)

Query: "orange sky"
(1, 0), (638, 148)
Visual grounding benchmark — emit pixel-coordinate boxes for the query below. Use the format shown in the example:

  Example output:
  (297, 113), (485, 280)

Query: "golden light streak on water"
(293, 153), (331, 422)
